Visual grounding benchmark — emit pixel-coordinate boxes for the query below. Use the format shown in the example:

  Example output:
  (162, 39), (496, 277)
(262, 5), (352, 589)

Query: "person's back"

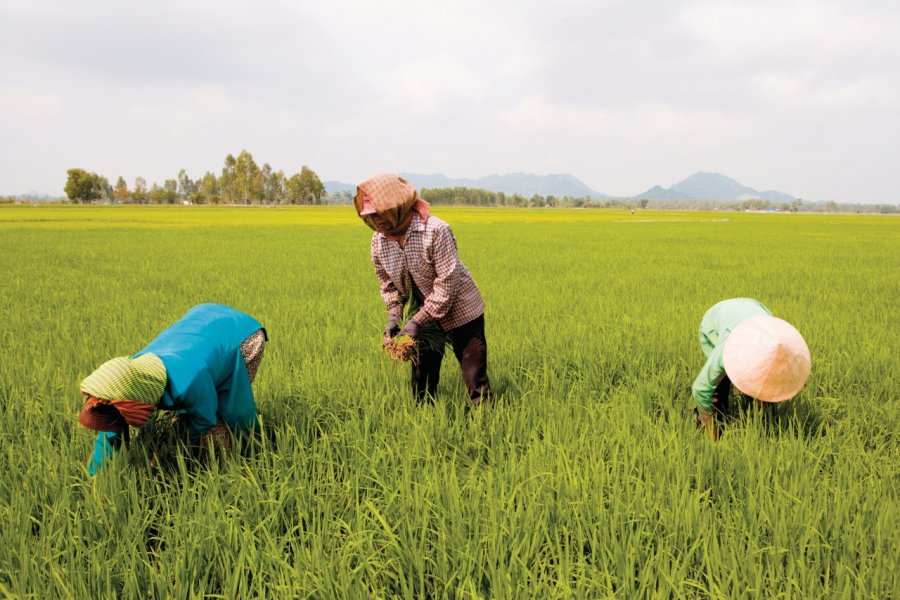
(699, 298), (771, 354)
(137, 303), (263, 391)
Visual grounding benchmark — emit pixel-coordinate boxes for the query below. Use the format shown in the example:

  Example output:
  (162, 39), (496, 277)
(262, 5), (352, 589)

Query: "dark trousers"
(412, 314), (492, 406)
(712, 375), (732, 415)
(695, 375), (732, 429)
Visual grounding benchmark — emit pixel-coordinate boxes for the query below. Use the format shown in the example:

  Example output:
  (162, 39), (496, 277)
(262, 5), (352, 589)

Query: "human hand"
(384, 317), (400, 341)
(697, 411), (718, 442)
(399, 320), (420, 338)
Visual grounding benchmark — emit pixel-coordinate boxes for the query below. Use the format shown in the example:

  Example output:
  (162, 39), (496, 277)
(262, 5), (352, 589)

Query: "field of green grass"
(0, 204), (897, 598)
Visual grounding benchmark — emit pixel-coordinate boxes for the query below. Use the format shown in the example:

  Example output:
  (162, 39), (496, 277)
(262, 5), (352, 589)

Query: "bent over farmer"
(355, 173), (492, 406)
(77, 303), (267, 475)
(692, 298), (811, 439)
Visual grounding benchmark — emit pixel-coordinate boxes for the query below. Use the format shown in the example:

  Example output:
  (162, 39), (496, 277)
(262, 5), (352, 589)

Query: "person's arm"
(410, 224), (459, 326)
(371, 237), (404, 321)
(691, 344), (726, 416)
(88, 431), (120, 476)
(691, 344), (726, 440)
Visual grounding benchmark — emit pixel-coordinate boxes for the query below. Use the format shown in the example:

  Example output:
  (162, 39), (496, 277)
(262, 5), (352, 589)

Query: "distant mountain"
(9, 190), (58, 200)
(326, 171), (796, 203)
(413, 172), (612, 199)
(635, 172), (796, 202)
(403, 172), (611, 199)
(632, 185), (688, 201)
(324, 173), (610, 199)
(323, 180), (355, 195)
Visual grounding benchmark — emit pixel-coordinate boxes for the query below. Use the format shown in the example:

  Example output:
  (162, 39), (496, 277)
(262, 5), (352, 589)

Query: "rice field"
(0, 204), (897, 598)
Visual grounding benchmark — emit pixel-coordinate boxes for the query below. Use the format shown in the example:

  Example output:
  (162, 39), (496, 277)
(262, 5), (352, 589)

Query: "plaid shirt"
(371, 213), (484, 331)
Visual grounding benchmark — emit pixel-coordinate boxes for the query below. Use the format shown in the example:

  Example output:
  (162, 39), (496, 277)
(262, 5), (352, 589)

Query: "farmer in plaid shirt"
(355, 173), (492, 406)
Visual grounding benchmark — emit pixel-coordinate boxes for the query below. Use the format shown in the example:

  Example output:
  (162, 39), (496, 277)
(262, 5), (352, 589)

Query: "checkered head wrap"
(354, 173), (430, 238)
(78, 354), (166, 430)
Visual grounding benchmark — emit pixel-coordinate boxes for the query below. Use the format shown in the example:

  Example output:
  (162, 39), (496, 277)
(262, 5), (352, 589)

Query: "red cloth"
(78, 396), (154, 431)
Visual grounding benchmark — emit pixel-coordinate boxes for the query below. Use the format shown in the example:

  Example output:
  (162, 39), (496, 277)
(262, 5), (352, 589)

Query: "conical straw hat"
(722, 316), (811, 402)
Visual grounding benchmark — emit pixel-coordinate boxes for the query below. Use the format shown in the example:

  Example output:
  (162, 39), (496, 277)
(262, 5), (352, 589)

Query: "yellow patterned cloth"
(80, 354), (167, 404)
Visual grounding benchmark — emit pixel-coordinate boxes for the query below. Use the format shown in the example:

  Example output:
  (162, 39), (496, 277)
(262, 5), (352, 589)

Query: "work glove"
(398, 320), (420, 338)
(384, 317), (400, 341)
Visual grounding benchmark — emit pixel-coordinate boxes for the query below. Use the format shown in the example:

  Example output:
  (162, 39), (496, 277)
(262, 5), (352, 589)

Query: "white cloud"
(750, 70), (900, 114)
(376, 54), (488, 117)
(0, 84), (65, 120)
(681, 0), (900, 64)
(1, 0), (898, 202)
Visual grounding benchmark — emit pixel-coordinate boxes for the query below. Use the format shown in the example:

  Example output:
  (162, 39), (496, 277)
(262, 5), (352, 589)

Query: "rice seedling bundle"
(383, 334), (417, 362)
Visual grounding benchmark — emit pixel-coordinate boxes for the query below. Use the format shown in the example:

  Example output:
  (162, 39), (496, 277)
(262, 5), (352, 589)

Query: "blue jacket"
(89, 304), (266, 474)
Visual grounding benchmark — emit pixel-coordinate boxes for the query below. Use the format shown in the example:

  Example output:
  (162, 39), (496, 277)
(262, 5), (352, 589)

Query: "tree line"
(64, 150), (325, 205)
(417, 187), (897, 214)
(39, 166), (898, 214)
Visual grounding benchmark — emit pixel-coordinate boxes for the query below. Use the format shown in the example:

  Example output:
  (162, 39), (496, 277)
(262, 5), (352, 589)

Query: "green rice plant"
(0, 205), (896, 598)
(403, 286), (450, 356)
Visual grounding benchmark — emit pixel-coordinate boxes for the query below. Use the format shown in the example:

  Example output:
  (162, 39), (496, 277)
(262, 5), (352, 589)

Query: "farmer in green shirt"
(692, 298), (811, 439)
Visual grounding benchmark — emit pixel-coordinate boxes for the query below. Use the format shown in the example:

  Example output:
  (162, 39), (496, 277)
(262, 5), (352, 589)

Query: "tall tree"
(297, 165), (325, 205)
(112, 176), (130, 203)
(163, 179), (178, 204)
(97, 176), (113, 201)
(285, 173), (303, 204)
(261, 164), (286, 204)
(64, 168), (102, 203)
(260, 163), (274, 204)
(220, 154), (237, 203)
(198, 171), (219, 204)
(177, 169), (195, 201)
(148, 183), (168, 203)
(234, 150), (262, 204)
(133, 177), (148, 204)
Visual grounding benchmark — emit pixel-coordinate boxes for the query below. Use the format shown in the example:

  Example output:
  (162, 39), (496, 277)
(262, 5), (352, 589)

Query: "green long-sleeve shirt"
(691, 298), (772, 413)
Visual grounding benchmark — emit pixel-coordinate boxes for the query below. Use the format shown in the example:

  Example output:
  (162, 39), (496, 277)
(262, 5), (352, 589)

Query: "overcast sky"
(2, 0), (898, 202)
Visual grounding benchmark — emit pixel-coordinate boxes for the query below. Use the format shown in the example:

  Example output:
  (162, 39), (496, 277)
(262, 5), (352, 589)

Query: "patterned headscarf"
(354, 173), (430, 239)
(79, 397), (154, 431)
(78, 354), (166, 431)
